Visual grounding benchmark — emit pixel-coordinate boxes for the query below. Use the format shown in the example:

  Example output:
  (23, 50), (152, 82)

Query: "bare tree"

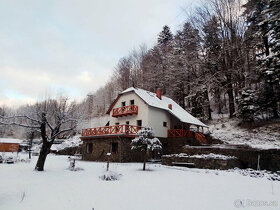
(0, 97), (79, 171)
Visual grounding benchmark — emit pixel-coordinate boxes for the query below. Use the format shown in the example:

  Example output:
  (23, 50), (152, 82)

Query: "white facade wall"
(108, 92), (173, 138)
(109, 92), (149, 127)
(147, 106), (170, 138)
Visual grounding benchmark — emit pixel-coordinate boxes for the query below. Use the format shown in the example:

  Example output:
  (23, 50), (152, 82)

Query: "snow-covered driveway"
(0, 154), (279, 210)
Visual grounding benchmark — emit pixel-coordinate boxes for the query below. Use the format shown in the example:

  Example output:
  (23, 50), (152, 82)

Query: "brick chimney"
(156, 89), (162, 100)
(168, 104), (172, 110)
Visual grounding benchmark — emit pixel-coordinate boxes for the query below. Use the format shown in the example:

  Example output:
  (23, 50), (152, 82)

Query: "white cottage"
(81, 87), (208, 162)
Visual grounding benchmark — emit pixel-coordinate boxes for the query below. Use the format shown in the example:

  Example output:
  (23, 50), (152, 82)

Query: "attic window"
(122, 101), (126, 107)
(130, 100), (134, 105)
(163, 122), (167, 127)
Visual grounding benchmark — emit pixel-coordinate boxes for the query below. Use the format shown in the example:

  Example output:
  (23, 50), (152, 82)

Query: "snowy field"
(0, 154), (279, 210)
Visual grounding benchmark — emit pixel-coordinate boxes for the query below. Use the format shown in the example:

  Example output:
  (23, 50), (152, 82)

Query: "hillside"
(209, 118), (280, 150)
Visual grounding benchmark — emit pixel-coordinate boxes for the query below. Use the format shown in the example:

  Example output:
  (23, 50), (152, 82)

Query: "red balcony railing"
(82, 124), (142, 137)
(168, 129), (194, 138)
(112, 105), (138, 118)
(167, 129), (206, 144)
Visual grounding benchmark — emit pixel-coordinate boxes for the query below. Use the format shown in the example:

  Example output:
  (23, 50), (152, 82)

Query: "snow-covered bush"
(99, 170), (122, 181)
(228, 168), (280, 182)
(131, 127), (162, 171)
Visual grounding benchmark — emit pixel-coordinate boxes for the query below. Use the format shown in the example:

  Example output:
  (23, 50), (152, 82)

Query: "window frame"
(137, 120), (142, 127)
(130, 100), (134, 105)
(86, 143), (93, 154)
(111, 142), (118, 153)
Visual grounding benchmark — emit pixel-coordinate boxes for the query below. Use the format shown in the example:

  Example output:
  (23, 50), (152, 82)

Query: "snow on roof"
(122, 87), (208, 127)
(0, 138), (22, 144)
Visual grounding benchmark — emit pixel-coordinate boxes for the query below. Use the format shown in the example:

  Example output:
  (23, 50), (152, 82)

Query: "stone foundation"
(182, 145), (280, 171)
(81, 136), (146, 162)
(162, 153), (241, 170)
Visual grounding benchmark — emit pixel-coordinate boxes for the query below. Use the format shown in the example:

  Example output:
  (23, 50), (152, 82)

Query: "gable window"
(130, 100), (134, 105)
(122, 101), (126, 107)
(163, 122), (167, 127)
(86, 143), (93, 153)
(126, 121), (129, 125)
(111, 142), (118, 153)
(137, 120), (142, 127)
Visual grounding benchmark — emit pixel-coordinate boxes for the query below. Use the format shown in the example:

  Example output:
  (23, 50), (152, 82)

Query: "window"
(86, 143), (93, 153)
(137, 120), (142, 127)
(126, 121), (129, 125)
(105, 121), (109, 126)
(130, 100), (134, 105)
(111, 142), (118, 153)
(115, 122), (120, 125)
(122, 101), (126, 107)
(163, 122), (167, 127)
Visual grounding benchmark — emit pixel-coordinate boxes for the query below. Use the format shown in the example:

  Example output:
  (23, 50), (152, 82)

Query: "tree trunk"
(143, 150), (148, 171)
(35, 141), (52, 171)
(217, 92), (222, 114)
(227, 74), (235, 118)
(206, 89), (212, 120)
(35, 114), (53, 171)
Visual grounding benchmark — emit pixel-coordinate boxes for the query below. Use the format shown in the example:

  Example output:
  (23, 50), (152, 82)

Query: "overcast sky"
(0, 0), (195, 108)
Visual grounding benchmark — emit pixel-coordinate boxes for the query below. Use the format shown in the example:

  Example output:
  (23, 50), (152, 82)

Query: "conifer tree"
(131, 127), (162, 171)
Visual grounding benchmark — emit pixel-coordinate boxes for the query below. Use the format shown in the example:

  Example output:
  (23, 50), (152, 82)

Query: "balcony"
(168, 129), (206, 144)
(82, 124), (142, 137)
(112, 105), (138, 118)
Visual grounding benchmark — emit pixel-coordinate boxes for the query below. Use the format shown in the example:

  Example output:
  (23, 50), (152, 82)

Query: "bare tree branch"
(0, 115), (41, 124)
(46, 120), (54, 131)
(0, 121), (41, 129)
(52, 126), (76, 139)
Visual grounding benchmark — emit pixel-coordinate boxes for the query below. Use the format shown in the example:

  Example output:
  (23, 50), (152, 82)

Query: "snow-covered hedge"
(163, 153), (237, 160)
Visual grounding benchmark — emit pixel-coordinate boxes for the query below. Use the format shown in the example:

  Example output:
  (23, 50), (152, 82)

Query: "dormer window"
(130, 100), (134, 105)
(122, 101), (126, 107)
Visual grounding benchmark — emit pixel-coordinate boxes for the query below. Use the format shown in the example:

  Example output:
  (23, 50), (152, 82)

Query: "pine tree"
(244, 0), (279, 118)
(131, 127), (162, 171)
(158, 25), (173, 45)
(237, 88), (259, 123)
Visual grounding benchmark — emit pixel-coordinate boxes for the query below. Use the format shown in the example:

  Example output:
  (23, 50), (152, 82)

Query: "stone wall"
(81, 136), (203, 162)
(162, 155), (241, 170)
(162, 137), (201, 155)
(82, 136), (144, 162)
(182, 145), (280, 172)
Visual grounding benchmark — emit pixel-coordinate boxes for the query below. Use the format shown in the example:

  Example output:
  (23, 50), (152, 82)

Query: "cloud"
(0, 0), (192, 107)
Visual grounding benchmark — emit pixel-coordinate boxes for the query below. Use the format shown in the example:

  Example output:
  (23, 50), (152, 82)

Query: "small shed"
(0, 138), (22, 152)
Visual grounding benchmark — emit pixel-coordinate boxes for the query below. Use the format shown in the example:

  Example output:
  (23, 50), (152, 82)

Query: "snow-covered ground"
(209, 118), (280, 149)
(1, 154), (279, 210)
